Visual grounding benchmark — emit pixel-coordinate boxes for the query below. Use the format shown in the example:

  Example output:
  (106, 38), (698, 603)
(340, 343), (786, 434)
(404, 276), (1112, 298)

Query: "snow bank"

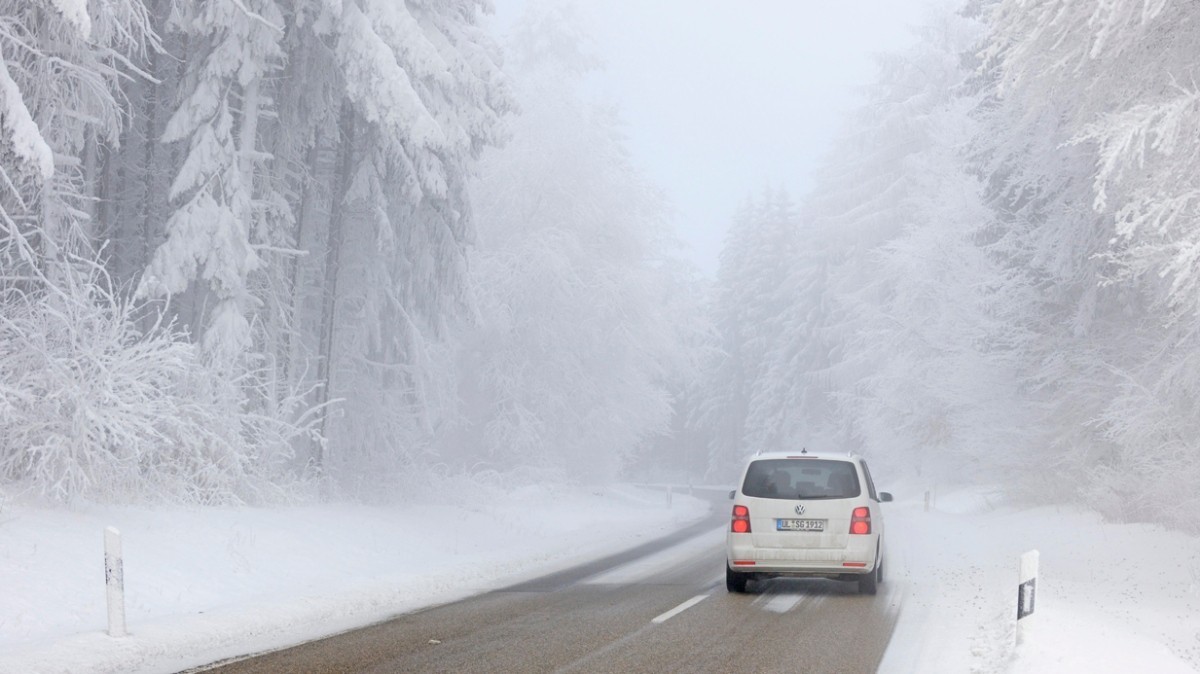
(880, 484), (1200, 673)
(0, 484), (709, 674)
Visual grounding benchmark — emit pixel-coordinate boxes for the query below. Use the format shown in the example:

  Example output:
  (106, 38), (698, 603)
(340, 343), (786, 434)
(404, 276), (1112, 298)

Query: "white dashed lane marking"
(651, 594), (710, 624)
(762, 593), (806, 614)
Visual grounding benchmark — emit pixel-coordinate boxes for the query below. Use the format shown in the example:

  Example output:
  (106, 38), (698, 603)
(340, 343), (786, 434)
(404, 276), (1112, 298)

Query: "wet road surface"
(195, 509), (901, 674)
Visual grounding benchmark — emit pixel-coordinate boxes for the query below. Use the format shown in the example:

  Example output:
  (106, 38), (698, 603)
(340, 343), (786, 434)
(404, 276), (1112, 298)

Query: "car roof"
(747, 451), (860, 463)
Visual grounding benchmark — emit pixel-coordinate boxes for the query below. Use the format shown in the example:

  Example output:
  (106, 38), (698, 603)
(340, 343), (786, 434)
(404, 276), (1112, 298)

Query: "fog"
(494, 0), (932, 274)
(3, 0), (1200, 537)
(6, 2), (1200, 671)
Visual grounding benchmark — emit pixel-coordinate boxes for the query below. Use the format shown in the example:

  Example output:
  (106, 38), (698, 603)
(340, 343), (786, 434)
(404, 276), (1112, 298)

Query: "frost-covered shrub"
(0, 275), (313, 504)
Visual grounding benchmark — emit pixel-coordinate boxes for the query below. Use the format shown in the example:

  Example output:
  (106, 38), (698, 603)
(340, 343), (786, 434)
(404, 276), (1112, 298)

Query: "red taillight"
(850, 506), (871, 535)
(731, 504), (751, 533)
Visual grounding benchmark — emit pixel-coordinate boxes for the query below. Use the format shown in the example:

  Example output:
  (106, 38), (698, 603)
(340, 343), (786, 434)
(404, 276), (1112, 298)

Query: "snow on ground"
(0, 483), (710, 674)
(880, 484), (1200, 673)
(5, 480), (1200, 674)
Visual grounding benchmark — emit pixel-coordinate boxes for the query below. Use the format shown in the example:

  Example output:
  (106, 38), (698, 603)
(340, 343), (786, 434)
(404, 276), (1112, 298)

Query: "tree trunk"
(280, 137), (321, 389)
(139, 46), (159, 284)
(314, 101), (357, 470)
(237, 77), (261, 212)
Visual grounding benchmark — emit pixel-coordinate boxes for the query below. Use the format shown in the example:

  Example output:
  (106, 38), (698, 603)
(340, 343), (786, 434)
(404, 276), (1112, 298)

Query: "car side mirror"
(879, 492), (893, 503)
(728, 489), (736, 500)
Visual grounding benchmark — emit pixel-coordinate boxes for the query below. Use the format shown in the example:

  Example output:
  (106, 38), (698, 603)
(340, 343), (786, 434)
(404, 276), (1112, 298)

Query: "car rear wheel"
(726, 565), (748, 593)
(858, 568), (878, 595)
(858, 555), (881, 595)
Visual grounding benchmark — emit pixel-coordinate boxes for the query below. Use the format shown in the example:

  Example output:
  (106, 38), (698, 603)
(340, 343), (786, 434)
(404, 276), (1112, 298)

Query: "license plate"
(777, 518), (826, 532)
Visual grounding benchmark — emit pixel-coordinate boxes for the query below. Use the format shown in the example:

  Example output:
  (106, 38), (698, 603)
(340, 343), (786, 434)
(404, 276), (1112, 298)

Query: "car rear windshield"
(741, 459), (861, 500)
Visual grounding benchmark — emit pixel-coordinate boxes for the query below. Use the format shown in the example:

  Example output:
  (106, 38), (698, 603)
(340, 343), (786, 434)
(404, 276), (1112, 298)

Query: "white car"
(725, 450), (893, 594)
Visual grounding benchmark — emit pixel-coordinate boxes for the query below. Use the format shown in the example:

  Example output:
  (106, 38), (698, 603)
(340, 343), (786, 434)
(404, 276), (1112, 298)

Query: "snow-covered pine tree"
(444, 1), (688, 484)
(0, 1), (311, 504)
(93, 0), (185, 304)
(304, 0), (513, 493)
(810, 4), (1033, 482)
(0, 0), (157, 291)
(698, 189), (800, 480)
(709, 1), (1037, 487)
(137, 0), (286, 362)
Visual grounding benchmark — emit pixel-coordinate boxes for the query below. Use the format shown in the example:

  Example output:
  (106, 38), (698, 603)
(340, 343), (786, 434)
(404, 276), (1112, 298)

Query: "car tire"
(858, 555), (880, 595)
(726, 565), (748, 593)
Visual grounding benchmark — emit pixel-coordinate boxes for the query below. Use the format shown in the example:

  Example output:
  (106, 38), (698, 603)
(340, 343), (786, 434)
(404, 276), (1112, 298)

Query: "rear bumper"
(727, 533), (877, 576)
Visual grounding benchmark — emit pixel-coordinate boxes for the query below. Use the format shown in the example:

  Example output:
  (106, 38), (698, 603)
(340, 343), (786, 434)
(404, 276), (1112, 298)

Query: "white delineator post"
(104, 526), (126, 637)
(1016, 549), (1038, 646)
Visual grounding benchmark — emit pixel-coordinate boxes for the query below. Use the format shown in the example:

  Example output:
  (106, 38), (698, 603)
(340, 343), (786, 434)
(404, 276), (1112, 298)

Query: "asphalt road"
(196, 507), (901, 674)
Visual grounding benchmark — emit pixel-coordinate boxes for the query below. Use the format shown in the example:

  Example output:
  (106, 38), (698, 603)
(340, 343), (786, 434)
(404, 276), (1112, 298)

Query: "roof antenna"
(801, 447), (807, 454)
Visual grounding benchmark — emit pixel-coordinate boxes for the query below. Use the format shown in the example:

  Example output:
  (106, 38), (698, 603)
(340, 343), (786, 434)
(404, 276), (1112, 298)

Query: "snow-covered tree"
(0, 0), (157, 289)
(1, 0), (514, 504)
(446, 3), (689, 483)
(710, 2), (1038, 486)
(816, 6), (1037, 482)
(698, 190), (800, 479)
(0, 264), (312, 504)
(977, 0), (1200, 524)
(704, 0), (1200, 531)
(300, 0), (513, 492)
(136, 0), (286, 360)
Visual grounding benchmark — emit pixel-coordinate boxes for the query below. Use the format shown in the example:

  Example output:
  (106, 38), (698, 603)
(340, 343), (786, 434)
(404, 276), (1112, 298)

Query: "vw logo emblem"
(794, 504), (805, 515)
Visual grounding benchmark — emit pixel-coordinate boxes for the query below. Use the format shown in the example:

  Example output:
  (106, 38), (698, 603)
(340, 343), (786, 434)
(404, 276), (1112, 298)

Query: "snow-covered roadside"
(8, 479), (1197, 674)
(0, 484), (710, 674)
(881, 485), (1200, 673)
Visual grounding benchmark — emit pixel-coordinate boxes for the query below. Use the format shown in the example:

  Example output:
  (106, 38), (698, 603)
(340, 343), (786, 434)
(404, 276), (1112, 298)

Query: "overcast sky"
(493, 1), (935, 275)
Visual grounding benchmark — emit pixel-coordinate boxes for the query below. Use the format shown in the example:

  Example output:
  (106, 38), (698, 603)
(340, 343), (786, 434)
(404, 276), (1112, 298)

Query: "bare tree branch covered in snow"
(0, 263), (315, 503)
